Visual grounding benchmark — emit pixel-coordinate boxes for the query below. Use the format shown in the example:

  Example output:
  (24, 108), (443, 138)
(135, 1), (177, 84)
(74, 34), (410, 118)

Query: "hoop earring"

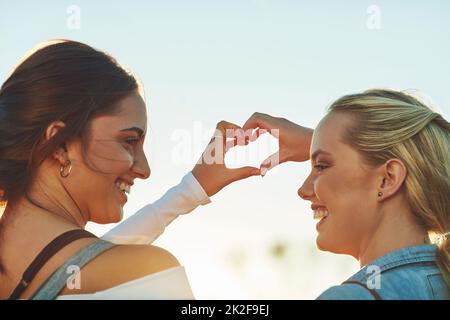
(60, 160), (72, 178)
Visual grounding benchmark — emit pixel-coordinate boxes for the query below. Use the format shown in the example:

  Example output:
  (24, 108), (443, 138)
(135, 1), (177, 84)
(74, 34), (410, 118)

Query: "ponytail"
(436, 233), (450, 289)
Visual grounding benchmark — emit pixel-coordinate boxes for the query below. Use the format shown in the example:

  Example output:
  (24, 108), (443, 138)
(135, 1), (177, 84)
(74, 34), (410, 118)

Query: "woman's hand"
(191, 121), (261, 197)
(243, 112), (313, 175)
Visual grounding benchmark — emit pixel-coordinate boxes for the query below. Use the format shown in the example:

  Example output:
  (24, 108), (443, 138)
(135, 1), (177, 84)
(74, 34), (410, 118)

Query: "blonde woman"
(243, 90), (450, 299)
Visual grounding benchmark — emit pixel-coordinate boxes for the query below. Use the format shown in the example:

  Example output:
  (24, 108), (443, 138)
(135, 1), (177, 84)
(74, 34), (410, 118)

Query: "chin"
(316, 233), (334, 253)
(109, 206), (124, 223)
(316, 236), (328, 251)
(316, 235), (350, 255)
(92, 207), (123, 224)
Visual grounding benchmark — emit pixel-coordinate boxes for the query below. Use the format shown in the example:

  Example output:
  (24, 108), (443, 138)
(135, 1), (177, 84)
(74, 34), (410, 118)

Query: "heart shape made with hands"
(224, 130), (279, 172)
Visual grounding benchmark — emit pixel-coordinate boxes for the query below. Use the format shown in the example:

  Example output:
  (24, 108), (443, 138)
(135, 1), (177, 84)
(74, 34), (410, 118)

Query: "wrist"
(291, 126), (314, 162)
(191, 167), (214, 197)
(184, 172), (211, 205)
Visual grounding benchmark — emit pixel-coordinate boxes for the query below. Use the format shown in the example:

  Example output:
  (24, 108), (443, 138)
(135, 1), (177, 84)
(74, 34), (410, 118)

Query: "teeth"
(115, 180), (131, 195)
(313, 209), (329, 221)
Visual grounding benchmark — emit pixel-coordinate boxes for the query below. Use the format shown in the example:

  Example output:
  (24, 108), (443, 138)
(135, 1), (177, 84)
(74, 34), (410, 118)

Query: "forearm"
(102, 172), (210, 245)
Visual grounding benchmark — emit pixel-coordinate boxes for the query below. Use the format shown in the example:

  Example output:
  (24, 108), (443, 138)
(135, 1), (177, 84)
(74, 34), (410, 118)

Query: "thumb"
(259, 152), (283, 176)
(229, 166), (261, 181)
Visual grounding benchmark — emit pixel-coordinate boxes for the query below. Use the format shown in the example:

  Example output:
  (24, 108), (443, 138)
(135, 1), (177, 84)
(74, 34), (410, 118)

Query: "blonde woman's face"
(66, 93), (151, 224)
(298, 112), (381, 257)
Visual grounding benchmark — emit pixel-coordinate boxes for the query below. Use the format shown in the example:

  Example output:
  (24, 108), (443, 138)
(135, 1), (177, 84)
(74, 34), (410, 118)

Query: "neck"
(25, 194), (86, 228)
(17, 165), (88, 228)
(5, 194), (86, 229)
(358, 207), (429, 268)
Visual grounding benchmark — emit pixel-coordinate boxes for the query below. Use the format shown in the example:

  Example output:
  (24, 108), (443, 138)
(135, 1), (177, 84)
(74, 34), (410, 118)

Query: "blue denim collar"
(346, 244), (438, 283)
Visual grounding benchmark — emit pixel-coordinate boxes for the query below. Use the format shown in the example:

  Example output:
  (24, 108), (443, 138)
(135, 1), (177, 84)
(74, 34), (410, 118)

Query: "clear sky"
(1, 0), (449, 299)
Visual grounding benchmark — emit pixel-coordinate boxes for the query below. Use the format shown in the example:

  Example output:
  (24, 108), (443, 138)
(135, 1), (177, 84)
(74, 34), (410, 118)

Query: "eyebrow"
(120, 127), (145, 138)
(311, 149), (332, 162)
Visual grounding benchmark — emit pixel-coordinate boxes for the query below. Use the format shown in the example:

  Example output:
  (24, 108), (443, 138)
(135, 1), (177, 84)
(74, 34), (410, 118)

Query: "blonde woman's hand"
(191, 121), (261, 197)
(243, 112), (313, 175)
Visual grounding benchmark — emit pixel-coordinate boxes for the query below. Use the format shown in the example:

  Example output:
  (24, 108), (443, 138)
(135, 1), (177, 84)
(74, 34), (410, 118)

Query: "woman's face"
(298, 112), (381, 258)
(65, 93), (150, 224)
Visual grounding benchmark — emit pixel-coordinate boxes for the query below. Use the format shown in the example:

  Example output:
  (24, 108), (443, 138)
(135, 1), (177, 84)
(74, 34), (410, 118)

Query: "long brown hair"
(0, 40), (139, 272)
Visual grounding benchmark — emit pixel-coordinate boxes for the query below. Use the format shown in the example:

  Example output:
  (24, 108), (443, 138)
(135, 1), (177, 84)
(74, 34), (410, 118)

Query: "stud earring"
(377, 191), (383, 197)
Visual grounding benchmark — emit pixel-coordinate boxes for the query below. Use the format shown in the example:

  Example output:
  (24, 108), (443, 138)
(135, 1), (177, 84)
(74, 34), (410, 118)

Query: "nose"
(297, 172), (315, 201)
(132, 151), (151, 180)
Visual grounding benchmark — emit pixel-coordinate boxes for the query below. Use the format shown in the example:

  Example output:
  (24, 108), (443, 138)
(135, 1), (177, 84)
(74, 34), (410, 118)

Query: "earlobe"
(376, 177), (386, 200)
(378, 159), (407, 200)
(52, 146), (69, 165)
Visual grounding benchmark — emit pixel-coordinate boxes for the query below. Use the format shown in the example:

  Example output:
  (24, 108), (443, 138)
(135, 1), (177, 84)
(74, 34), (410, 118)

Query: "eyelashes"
(314, 164), (328, 172)
(125, 138), (140, 146)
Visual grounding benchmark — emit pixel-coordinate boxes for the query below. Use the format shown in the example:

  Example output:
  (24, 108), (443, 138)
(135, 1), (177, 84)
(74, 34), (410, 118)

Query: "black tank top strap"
(8, 229), (97, 300)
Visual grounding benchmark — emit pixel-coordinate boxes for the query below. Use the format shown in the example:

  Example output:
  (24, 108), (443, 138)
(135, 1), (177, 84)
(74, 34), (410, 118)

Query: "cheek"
(317, 171), (375, 240)
(316, 168), (368, 205)
(314, 172), (345, 205)
(87, 140), (134, 174)
(316, 176), (354, 227)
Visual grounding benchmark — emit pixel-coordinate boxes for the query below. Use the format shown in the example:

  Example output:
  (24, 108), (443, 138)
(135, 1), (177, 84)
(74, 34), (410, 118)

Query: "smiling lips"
(313, 208), (329, 221)
(115, 179), (131, 195)
(311, 205), (329, 221)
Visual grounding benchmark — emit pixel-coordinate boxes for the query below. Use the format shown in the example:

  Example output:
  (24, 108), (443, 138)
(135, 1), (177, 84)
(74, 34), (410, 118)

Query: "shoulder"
(106, 243), (180, 272)
(59, 243), (180, 296)
(316, 283), (377, 300)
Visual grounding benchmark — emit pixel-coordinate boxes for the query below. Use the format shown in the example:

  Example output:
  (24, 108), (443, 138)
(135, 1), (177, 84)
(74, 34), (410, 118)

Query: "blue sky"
(1, 1), (449, 298)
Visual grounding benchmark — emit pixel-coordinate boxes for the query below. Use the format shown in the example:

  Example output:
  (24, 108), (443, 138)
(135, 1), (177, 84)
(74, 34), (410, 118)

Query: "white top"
(57, 172), (210, 299)
(57, 266), (195, 300)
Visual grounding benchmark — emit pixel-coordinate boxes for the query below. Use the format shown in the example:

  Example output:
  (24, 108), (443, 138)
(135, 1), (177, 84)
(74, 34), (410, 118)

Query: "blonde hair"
(328, 89), (450, 289)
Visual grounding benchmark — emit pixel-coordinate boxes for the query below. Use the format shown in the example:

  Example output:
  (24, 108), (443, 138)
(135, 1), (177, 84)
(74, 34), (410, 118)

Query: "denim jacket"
(317, 244), (450, 300)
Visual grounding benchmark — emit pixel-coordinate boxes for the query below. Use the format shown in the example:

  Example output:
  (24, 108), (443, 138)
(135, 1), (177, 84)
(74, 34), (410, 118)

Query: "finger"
(259, 152), (282, 176)
(214, 120), (242, 148)
(236, 129), (247, 146)
(217, 120), (241, 134)
(225, 138), (237, 153)
(242, 112), (272, 131)
(249, 128), (268, 142)
(229, 166), (261, 181)
(217, 121), (246, 142)
(224, 134), (248, 153)
(225, 127), (268, 152)
(226, 130), (257, 151)
(242, 128), (262, 145)
(243, 113), (279, 141)
(219, 121), (255, 149)
(224, 131), (245, 153)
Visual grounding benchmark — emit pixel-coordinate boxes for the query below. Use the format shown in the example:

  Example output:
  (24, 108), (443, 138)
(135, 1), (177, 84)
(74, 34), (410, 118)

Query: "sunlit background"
(1, 0), (450, 299)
